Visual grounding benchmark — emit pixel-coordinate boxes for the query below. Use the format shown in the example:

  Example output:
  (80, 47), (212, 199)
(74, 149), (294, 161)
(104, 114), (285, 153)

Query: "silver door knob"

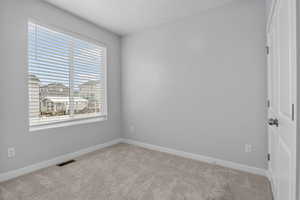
(268, 118), (279, 127)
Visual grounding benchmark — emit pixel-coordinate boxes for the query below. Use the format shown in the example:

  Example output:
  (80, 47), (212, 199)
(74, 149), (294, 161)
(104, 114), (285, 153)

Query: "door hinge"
(267, 153), (271, 161)
(266, 46), (270, 55)
(292, 104), (295, 121)
(267, 100), (270, 108)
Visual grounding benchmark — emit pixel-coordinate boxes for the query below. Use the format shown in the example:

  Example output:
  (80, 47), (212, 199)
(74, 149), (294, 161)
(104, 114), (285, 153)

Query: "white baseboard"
(0, 138), (122, 183)
(121, 139), (268, 177)
(0, 138), (270, 184)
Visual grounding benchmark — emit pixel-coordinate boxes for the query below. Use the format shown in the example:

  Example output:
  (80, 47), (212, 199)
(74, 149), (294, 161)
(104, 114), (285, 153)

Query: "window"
(28, 21), (107, 130)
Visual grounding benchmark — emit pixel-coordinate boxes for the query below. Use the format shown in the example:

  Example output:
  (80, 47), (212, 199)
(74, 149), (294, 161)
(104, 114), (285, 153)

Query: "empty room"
(0, 0), (299, 199)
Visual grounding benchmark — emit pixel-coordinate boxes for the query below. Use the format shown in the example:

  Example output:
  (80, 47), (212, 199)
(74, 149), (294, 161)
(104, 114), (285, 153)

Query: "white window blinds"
(28, 22), (107, 127)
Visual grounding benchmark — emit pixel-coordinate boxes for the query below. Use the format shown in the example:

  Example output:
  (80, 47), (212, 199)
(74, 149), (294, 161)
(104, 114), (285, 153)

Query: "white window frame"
(28, 19), (108, 132)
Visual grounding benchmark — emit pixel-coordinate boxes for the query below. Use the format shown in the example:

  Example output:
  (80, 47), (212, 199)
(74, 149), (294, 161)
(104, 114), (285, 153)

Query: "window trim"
(28, 19), (108, 131)
(29, 115), (108, 132)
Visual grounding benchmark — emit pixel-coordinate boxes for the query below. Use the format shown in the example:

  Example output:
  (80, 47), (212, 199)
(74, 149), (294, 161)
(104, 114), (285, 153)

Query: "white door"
(267, 0), (297, 199)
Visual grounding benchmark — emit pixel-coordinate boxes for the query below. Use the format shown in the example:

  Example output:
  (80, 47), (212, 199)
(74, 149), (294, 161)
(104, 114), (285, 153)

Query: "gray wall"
(0, 0), (121, 173)
(122, 0), (267, 169)
(265, 0), (273, 20)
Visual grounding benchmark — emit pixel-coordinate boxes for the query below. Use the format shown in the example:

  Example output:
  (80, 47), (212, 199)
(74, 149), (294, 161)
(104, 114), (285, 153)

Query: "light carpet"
(0, 143), (272, 200)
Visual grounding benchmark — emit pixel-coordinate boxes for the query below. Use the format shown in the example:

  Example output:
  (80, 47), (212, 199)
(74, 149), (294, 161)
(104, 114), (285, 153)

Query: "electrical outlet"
(245, 144), (252, 153)
(8, 147), (16, 158)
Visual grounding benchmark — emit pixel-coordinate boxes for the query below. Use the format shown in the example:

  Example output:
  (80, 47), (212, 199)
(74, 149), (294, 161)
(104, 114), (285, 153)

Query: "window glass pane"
(28, 22), (71, 125)
(73, 38), (105, 118)
(28, 22), (106, 127)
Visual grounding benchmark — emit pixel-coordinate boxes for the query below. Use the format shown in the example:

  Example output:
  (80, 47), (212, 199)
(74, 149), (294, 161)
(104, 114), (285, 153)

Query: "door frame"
(266, 0), (298, 199)
(296, 0), (300, 199)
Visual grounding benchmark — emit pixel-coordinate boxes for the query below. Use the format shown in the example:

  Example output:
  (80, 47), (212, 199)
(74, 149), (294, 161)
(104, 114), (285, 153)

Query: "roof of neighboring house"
(43, 96), (88, 103)
(41, 83), (69, 89)
(79, 80), (101, 87)
(29, 74), (40, 82)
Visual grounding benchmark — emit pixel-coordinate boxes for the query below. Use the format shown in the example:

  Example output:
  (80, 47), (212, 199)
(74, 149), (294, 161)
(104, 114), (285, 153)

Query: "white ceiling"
(45, 0), (237, 36)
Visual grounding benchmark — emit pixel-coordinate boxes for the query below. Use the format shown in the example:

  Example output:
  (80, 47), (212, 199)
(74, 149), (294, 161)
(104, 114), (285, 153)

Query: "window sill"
(29, 115), (107, 132)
